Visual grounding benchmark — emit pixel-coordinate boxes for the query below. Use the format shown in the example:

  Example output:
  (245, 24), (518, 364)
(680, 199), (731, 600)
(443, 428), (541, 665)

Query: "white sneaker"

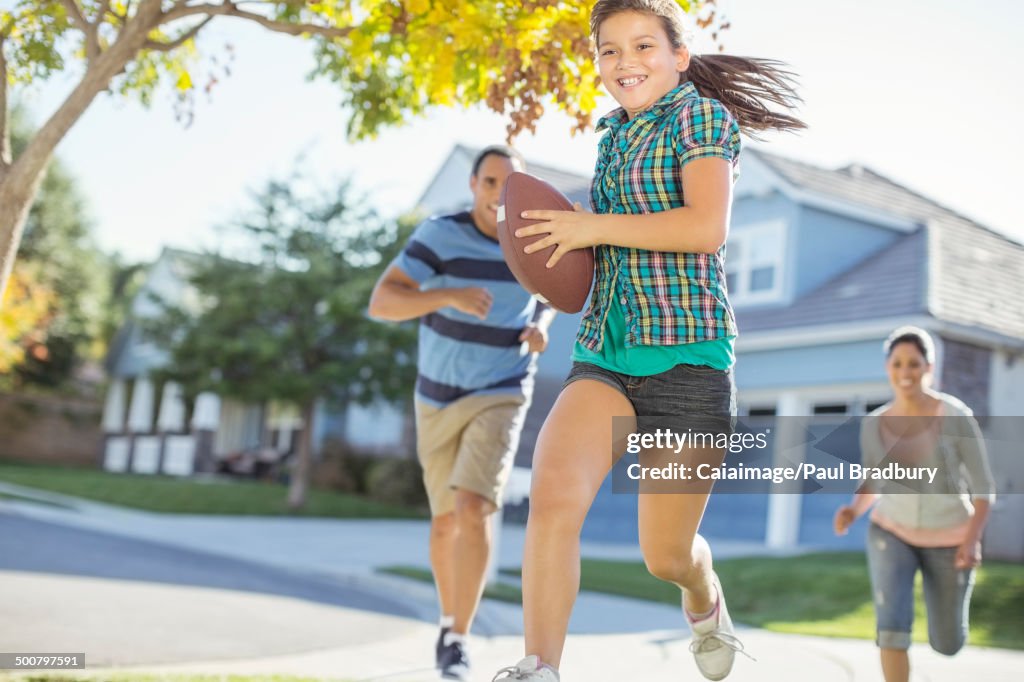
(492, 655), (560, 681)
(687, 575), (748, 680)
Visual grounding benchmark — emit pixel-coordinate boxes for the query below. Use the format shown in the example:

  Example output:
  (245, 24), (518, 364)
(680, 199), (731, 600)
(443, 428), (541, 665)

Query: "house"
(101, 144), (1024, 559)
(101, 248), (349, 476)
(97, 146), (591, 477)
(569, 149), (1024, 559)
(412, 144), (1024, 560)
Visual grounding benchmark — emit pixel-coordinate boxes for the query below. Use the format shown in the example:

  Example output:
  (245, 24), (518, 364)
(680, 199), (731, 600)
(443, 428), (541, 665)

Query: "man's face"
(469, 153), (522, 238)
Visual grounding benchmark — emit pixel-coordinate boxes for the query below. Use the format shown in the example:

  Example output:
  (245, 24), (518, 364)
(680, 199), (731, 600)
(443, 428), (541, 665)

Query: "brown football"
(497, 172), (595, 314)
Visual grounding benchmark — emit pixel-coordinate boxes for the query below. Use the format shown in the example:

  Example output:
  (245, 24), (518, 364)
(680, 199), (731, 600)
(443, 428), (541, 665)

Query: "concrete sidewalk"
(1, 480), (1021, 681)
(85, 621), (1024, 682)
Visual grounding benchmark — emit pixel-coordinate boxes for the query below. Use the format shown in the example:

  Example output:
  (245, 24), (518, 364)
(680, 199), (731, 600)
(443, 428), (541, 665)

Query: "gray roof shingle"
(745, 150), (1024, 341)
(738, 227), (929, 331)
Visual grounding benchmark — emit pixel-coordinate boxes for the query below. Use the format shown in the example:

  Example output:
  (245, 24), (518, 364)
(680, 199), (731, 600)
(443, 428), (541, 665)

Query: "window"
(725, 220), (786, 304)
(813, 403), (849, 415)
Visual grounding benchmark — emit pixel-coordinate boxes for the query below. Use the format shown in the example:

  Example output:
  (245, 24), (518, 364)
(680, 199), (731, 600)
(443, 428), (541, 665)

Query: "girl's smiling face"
(596, 11), (690, 119)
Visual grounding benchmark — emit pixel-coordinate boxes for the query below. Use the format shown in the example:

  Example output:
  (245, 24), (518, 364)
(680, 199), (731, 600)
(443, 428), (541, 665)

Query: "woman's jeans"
(866, 522), (975, 654)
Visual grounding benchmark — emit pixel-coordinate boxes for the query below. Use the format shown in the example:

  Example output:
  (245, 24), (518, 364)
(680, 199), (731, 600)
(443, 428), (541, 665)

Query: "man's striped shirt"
(393, 211), (545, 408)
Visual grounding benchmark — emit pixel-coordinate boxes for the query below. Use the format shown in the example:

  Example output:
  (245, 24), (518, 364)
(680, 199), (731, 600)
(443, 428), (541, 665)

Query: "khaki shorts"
(415, 393), (528, 517)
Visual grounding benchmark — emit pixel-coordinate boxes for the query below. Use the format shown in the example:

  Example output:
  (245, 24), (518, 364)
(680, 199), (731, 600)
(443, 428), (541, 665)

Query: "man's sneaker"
(434, 626), (450, 669)
(686, 575), (748, 680)
(492, 655), (560, 681)
(438, 638), (470, 681)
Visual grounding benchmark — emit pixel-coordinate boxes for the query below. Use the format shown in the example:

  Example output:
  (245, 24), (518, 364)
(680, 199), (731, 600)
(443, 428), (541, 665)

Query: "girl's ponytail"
(685, 54), (805, 135)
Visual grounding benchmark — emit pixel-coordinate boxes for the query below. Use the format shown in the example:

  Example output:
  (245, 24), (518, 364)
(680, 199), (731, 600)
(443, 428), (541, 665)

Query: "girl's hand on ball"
(517, 203), (599, 269)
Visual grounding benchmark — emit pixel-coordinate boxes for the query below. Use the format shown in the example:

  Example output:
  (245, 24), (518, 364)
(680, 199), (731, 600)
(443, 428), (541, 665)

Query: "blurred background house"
(579, 149), (1024, 558)
(101, 247), (402, 477)
(99, 144), (1024, 558)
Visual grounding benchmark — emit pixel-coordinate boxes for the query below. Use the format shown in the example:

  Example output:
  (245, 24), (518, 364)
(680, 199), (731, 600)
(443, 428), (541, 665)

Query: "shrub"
(365, 456), (428, 509)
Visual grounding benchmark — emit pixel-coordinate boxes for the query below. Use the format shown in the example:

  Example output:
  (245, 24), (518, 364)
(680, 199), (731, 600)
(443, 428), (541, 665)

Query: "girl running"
(493, 1), (803, 679)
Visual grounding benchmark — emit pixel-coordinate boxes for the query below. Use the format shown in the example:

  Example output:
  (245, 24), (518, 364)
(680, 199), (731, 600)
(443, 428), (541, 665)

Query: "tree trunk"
(287, 400), (317, 510)
(0, 7), (158, 304)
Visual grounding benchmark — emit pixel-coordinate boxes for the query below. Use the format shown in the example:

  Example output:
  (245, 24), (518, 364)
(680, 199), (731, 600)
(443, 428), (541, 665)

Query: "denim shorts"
(563, 361), (736, 435)
(866, 522), (975, 654)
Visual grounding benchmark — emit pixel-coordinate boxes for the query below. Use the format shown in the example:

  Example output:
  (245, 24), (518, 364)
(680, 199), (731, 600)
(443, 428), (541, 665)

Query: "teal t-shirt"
(572, 297), (735, 376)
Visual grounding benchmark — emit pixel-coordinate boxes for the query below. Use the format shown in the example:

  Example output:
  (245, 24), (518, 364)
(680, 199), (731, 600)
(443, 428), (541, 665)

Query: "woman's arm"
(950, 403), (995, 569)
(834, 490), (880, 535)
(835, 413), (885, 536)
(956, 499), (991, 569)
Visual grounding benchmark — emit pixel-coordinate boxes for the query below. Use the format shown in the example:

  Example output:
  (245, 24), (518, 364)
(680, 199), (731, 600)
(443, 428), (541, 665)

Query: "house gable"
(106, 247), (202, 379)
(790, 205), (905, 300)
(731, 152), (915, 310)
(416, 144), (592, 216)
(738, 228), (928, 333)
(737, 150), (1024, 348)
(416, 146), (476, 216)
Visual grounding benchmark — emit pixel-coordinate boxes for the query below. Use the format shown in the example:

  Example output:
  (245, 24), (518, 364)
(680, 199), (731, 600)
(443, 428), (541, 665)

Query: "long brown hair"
(590, 0), (805, 135)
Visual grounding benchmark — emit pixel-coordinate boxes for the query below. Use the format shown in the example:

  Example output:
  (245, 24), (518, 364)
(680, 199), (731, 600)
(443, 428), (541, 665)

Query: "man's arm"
(533, 304), (557, 331)
(519, 302), (557, 353)
(368, 264), (493, 322)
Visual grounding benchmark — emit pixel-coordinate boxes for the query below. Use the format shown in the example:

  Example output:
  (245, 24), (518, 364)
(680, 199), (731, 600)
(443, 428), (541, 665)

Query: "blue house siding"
(581, 482), (772, 545)
(799, 493), (868, 549)
(581, 478), (640, 544)
(736, 339), (887, 391)
(792, 206), (900, 299)
(111, 322), (169, 378)
(731, 193), (797, 231)
(729, 191), (798, 228)
(512, 311), (583, 468)
(703, 493), (771, 541)
(731, 193), (801, 307)
(537, 311), (584, 380)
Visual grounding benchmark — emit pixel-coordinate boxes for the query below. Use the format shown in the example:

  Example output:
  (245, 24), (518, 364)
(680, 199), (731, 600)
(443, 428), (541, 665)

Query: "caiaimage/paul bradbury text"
(626, 462), (938, 484)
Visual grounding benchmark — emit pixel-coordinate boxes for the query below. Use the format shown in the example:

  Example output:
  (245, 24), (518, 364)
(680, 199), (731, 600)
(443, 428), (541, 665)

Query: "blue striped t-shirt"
(393, 211), (545, 408)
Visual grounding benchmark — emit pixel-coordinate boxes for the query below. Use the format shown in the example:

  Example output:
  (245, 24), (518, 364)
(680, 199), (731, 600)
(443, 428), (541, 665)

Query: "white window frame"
(725, 220), (787, 305)
(738, 384), (892, 417)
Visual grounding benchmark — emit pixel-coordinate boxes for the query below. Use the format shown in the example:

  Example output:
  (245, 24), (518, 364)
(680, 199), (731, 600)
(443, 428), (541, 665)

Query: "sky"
(15, 0), (1024, 262)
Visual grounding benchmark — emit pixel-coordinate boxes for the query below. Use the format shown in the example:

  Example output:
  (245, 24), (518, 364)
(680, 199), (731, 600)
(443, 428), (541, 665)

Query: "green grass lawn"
(0, 460), (425, 519)
(583, 553), (1024, 650)
(379, 565), (524, 604)
(388, 552), (1023, 650)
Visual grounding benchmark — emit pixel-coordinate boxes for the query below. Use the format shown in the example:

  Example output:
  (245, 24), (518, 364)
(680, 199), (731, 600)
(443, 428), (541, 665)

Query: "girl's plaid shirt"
(578, 82), (741, 350)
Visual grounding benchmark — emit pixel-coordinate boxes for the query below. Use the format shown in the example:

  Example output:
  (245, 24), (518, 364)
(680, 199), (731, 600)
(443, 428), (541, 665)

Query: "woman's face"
(886, 341), (932, 398)
(596, 11), (689, 119)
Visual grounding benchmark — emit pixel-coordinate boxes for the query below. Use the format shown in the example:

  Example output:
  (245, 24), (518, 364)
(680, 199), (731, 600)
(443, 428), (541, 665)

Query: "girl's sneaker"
(686, 575), (749, 680)
(492, 655), (560, 681)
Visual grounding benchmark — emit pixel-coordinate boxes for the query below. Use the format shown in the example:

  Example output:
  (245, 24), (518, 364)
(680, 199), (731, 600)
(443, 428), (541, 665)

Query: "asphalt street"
(0, 511), (418, 617)
(0, 510), (420, 666)
(1, 489), (1020, 681)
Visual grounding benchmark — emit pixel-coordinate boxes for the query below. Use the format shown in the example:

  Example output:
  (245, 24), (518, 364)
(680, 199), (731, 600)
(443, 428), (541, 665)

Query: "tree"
(8, 106), (111, 388)
(0, 0), (723, 303)
(149, 172), (417, 509)
(0, 264), (54, 379)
